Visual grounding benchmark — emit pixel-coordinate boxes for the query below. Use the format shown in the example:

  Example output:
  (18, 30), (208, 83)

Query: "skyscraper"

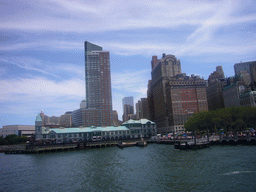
(122, 96), (134, 122)
(206, 66), (227, 111)
(84, 41), (113, 126)
(147, 54), (208, 134)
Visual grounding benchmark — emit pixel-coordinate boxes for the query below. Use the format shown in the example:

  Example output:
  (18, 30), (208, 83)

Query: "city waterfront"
(1, 144), (256, 192)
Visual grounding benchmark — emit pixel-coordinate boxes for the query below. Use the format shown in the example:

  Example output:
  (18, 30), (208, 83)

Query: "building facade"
(84, 41), (113, 127)
(147, 54), (208, 134)
(0, 125), (35, 138)
(240, 91), (256, 107)
(122, 97), (134, 122)
(223, 83), (247, 107)
(113, 110), (122, 126)
(35, 114), (156, 144)
(135, 98), (150, 120)
(60, 112), (72, 127)
(148, 54), (182, 134)
(165, 74), (208, 133)
(206, 66), (227, 111)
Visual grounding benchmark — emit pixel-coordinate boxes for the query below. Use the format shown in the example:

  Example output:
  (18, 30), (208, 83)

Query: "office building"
(0, 125), (35, 138)
(147, 54), (208, 134)
(60, 112), (72, 127)
(240, 91), (256, 107)
(113, 110), (122, 126)
(223, 83), (247, 107)
(206, 66), (227, 111)
(234, 61), (256, 84)
(122, 97), (134, 122)
(136, 98), (150, 120)
(84, 41), (113, 126)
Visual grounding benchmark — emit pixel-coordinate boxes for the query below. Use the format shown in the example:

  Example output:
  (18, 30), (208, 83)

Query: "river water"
(1, 144), (256, 192)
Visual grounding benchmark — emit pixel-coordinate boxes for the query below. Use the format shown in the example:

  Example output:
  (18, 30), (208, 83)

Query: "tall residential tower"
(84, 41), (113, 126)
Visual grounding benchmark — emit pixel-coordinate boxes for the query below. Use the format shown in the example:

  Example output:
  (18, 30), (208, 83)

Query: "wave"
(223, 171), (255, 175)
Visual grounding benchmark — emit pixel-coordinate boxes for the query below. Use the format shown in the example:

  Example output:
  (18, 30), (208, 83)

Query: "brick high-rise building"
(135, 98), (150, 120)
(147, 54), (208, 134)
(84, 41), (113, 126)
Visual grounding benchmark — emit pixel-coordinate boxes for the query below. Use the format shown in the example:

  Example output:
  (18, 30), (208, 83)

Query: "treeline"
(184, 107), (256, 133)
(0, 134), (28, 145)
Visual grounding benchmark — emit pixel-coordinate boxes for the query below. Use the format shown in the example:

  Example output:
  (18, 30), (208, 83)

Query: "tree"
(184, 107), (256, 134)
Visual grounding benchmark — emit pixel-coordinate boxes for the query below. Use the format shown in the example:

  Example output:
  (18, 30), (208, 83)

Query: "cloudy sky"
(1, 0), (256, 127)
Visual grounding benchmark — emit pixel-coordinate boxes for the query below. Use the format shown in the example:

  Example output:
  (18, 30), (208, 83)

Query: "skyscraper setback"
(84, 41), (113, 126)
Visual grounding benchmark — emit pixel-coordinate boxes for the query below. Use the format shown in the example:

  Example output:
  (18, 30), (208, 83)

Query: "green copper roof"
(35, 114), (42, 122)
(42, 126), (130, 134)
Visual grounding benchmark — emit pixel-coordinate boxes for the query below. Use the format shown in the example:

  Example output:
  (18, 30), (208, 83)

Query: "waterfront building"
(165, 74), (208, 133)
(122, 97), (134, 122)
(35, 114), (156, 144)
(206, 66), (227, 111)
(147, 54), (208, 134)
(85, 41), (113, 127)
(0, 125), (35, 138)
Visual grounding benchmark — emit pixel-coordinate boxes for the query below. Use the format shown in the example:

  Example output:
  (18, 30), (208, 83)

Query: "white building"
(0, 125), (35, 138)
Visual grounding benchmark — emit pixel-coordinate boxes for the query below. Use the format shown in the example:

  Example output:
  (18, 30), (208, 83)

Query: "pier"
(3, 137), (256, 154)
(4, 144), (78, 154)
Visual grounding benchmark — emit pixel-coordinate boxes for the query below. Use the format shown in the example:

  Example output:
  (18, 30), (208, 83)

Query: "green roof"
(42, 126), (129, 134)
(35, 114), (42, 122)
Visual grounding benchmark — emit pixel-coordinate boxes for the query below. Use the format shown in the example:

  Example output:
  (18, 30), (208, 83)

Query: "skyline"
(1, 0), (256, 127)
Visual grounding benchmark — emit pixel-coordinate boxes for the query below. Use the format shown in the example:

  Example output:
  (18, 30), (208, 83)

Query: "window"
(50, 134), (55, 138)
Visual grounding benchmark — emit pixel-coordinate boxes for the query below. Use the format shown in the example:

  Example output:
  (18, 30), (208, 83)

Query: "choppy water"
(1, 144), (256, 192)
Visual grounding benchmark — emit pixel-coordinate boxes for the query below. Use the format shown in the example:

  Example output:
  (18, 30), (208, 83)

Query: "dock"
(117, 139), (147, 149)
(174, 141), (210, 150)
(5, 144), (78, 154)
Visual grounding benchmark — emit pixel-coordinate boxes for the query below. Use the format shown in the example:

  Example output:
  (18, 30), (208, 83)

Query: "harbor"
(3, 135), (256, 154)
(1, 144), (256, 192)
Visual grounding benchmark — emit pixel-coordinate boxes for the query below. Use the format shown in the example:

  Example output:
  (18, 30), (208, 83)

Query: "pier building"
(35, 114), (156, 144)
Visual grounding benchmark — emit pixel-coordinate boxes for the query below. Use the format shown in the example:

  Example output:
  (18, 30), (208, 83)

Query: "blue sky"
(0, 0), (256, 127)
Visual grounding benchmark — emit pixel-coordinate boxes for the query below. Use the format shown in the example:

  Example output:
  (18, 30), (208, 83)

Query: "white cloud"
(0, 77), (85, 115)
(2, 0), (254, 33)
(112, 69), (150, 94)
(0, 56), (85, 79)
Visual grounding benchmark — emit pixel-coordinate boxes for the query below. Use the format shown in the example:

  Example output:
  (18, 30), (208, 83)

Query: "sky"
(0, 0), (256, 127)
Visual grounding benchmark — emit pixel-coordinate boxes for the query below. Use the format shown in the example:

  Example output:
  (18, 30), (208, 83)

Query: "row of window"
(45, 128), (156, 139)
